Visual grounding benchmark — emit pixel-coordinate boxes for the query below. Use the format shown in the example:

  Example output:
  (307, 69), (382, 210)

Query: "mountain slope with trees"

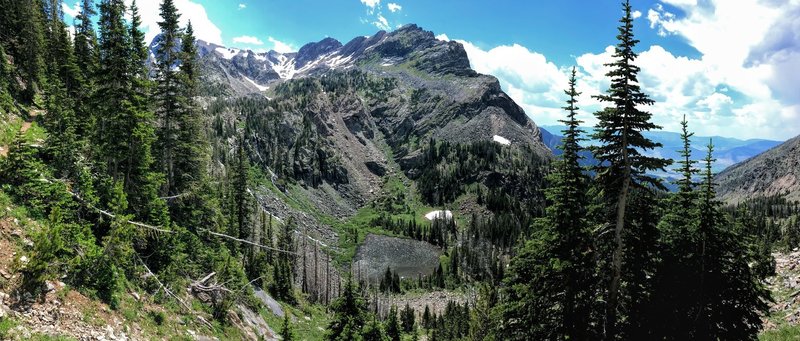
(0, 0), (789, 340)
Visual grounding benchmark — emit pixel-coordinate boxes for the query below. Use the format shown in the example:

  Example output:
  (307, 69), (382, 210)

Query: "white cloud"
(238, 3), (246, 10)
(360, 0), (380, 9)
(62, 1), (80, 18)
(233, 35), (263, 45)
(642, 0), (800, 139)
(388, 3), (402, 12)
(632, 10), (642, 19)
(268, 37), (296, 53)
(373, 14), (391, 30)
(435, 33), (450, 42)
(457, 39), (577, 126)
(124, 0), (223, 45)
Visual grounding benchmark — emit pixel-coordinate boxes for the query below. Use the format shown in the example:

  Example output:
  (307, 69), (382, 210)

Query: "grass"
(261, 302), (331, 341)
(0, 317), (18, 339)
(761, 324), (800, 340)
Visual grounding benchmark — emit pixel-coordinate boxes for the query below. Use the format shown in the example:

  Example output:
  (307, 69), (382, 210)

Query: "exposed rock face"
(716, 135), (800, 203)
(201, 24), (551, 216)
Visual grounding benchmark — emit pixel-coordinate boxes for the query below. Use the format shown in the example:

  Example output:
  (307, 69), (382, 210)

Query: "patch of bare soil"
(765, 251), (800, 330)
(0, 216), (138, 340)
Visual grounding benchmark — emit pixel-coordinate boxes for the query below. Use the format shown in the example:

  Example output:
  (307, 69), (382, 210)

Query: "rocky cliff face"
(195, 24), (551, 218)
(716, 135), (800, 203)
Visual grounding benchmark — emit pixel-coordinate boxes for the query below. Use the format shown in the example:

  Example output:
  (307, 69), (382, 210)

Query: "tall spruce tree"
(647, 117), (702, 339)
(154, 0), (184, 196)
(497, 67), (596, 340)
(128, 0), (169, 226)
(73, 0), (99, 136)
(73, 0), (99, 77)
(690, 141), (771, 339)
(326, 276), (368, 341)
(590, 1), (670, 338)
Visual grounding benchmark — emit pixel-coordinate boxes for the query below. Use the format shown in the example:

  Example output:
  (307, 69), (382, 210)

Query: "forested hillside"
(0, 0), (793, 340)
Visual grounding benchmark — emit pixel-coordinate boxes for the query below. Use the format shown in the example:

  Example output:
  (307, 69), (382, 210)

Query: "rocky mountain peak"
(296, 37), (343, 68)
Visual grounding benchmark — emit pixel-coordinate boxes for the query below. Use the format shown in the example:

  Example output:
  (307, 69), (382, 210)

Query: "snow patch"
(492, 135), (511, 145)
(215, 47), (240, 60)
(243, 76), (269, 91)
(270, 55), (297, 79)
(425, 210), (453, 221)
(254, 53), (267, 62)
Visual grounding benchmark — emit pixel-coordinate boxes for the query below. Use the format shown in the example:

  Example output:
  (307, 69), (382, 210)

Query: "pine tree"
(362, 317), (387, 341)
(691, 141), (771, 339)
(497, 67), (596, 340)
(41, 0), (83, 181)
(326, 276), (368, 341)
(173, 21), (207, 194)
(154, 0), (184, 196)
(400, 303), (415, 333)
(72, 0), (99, 136)
(385, 305), (401, 341)
(7, 0), (47, 102)
(647, 117), (702, 339)
(281, 313), (295, 341)
(272, 217), (295, 303)
(589, 1), (670, 338)
(232, 135), (254, 244)
(126, 0), (169, 226)
(74, 0), (99, 76)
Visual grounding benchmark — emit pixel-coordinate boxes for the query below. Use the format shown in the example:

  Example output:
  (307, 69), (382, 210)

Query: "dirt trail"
(0, 110), (40, 157)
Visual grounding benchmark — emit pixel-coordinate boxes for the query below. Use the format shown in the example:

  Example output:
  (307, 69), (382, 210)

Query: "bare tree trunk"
(314, 241), (319, 302)
(606, 123), (631, 341)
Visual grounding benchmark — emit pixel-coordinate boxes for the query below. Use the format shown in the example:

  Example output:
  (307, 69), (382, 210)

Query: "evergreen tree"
(497, 67), (596, 340)
(400, 303), (415, 333)
(0, 45), (14, 113)
(326, 276), (368, 341)
(4, 0), (47, 102)
(73, 0), (99, 76)
(72, 0), (99, 137)
(40, 0), (83, 182)
(690, 141), (771, 339)
(281, 313), (295, 341)
(647, 117), (702, 339)
(589, 1), (670, 338)
(272, 217), (295, 302)
(231, 134), (254, 243)
(126, 0), (169, 226)
(362, 317), (387, 341)
(385, 305), (401, 341)
(154, 0), (185, 196)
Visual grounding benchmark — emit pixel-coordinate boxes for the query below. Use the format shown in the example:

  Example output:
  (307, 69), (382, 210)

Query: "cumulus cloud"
(233, 35), (263, 45)
(62, 1), (81, 18)
(456, 39), (578, 126)
(360, 0), (380, 9)
(238, 3), (246, 10)
(124, 0), (223, 45)
(388, 3), (402, 12)
(268, 37), (296, 53)
(643, 0), (800, 139)
(632, 10), (642, 19)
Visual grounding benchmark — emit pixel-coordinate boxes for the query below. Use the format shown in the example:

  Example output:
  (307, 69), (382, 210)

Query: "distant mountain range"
(540, 125), (783, 175)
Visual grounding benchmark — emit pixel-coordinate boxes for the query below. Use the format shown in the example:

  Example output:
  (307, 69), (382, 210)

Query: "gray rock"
(253, 288), (284, 317)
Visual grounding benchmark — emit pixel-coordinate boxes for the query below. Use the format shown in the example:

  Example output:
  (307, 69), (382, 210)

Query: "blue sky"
(62, 0), (800, 140)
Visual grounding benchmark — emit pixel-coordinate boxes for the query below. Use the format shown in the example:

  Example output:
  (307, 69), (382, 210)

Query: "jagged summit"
(169, 24), (473, 93)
